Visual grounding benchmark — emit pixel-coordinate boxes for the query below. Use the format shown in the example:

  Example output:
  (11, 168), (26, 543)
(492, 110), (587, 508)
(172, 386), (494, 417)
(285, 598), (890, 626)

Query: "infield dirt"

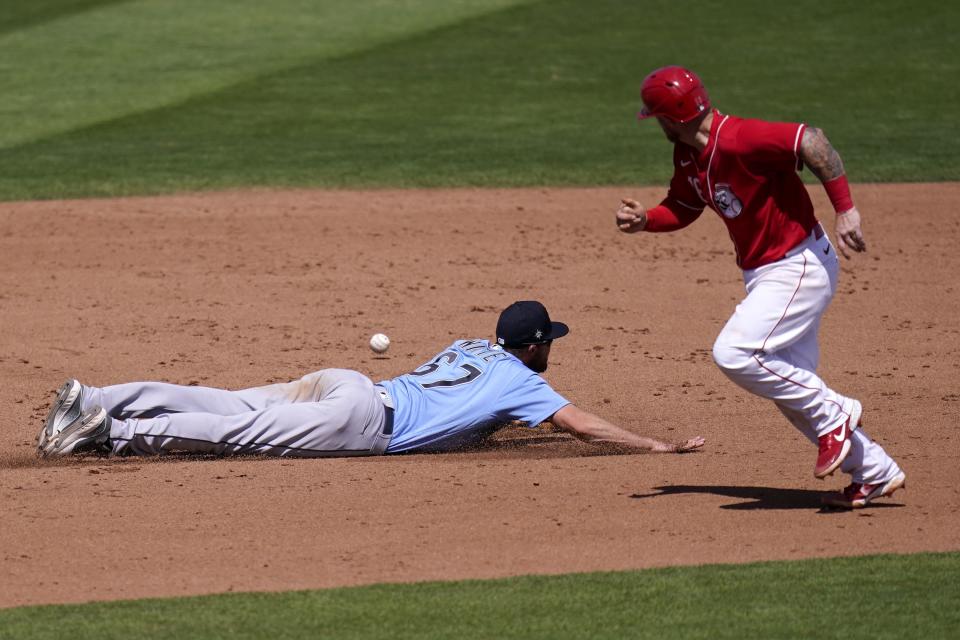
(1, 184), (958, 608)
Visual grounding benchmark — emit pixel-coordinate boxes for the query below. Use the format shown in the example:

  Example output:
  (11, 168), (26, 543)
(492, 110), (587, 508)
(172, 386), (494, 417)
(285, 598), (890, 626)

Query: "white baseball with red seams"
(369, 333), (390, 354)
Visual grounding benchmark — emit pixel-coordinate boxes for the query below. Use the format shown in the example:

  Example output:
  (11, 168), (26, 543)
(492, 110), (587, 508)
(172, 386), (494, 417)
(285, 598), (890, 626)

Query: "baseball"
(369, 333), (390, 354)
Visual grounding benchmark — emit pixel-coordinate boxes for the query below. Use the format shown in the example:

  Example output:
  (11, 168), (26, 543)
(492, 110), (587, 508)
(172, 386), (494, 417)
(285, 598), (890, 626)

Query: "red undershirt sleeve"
(645, 197), (704, 232)
(645, 161), (706, 232)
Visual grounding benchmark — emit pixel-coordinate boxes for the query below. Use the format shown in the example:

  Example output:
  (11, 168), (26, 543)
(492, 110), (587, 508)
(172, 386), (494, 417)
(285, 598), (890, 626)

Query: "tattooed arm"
(799, 126), (846, 182)
(799, 126), (866, 258)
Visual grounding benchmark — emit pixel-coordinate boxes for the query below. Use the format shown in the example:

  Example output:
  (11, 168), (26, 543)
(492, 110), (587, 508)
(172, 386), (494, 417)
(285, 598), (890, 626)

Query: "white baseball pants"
(712, 227), (901, 485)
(80, 369), (392, 457)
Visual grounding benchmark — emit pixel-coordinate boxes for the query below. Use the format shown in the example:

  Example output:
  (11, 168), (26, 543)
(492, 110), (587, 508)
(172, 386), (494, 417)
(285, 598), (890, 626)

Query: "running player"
(616, 66), (904, 509)
(38, 301), (705, 459)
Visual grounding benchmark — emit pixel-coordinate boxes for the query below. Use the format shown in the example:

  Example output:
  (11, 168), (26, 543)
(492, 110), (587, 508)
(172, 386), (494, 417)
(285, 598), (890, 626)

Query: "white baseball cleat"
(37, 379), (83, 453)
(40, 406), (112, 458)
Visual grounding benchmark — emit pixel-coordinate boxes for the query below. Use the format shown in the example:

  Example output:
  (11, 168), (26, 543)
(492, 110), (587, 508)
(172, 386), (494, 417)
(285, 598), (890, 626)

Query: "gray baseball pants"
(80, 369), (393, 457)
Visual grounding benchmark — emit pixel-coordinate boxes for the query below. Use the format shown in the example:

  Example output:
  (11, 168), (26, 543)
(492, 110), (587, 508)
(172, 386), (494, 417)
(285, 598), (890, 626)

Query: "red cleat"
(822, 471), (906, 509)
(814, 401), (861, 478)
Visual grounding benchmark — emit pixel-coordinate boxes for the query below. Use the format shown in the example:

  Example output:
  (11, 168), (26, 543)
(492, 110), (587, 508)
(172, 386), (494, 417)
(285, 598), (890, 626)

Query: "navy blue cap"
(496, 301), (569, 348)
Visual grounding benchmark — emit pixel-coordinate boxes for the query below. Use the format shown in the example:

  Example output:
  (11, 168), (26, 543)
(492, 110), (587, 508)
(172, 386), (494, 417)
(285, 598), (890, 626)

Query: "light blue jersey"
(379, 339), (570, 453)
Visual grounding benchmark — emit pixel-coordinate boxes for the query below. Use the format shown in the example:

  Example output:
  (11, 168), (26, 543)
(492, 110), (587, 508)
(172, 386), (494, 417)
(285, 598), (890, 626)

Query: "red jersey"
(645, 110), (818, 269)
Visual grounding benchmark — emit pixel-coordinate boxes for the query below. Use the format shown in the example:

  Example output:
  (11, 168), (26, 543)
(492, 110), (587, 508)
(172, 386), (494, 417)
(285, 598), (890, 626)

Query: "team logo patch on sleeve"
(713, 183), (743, 219)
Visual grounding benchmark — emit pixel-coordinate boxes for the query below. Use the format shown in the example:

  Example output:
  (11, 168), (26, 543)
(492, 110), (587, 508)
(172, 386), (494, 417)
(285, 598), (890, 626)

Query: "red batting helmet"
(637, 66), (711, 123)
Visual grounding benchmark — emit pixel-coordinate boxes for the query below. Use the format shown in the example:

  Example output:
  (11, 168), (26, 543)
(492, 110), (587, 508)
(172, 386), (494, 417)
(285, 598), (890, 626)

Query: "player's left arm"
(798, 126), (866, 259)
(549, 404), (705, 454)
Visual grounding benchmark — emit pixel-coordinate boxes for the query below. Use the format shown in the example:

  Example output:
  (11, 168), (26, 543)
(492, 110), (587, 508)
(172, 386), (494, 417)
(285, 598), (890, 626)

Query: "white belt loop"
(374, 384), (394, 409)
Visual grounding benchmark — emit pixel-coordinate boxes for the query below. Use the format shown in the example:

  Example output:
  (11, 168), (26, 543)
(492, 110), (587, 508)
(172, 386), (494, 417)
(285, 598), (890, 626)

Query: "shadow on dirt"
(629, 484), (905, 512)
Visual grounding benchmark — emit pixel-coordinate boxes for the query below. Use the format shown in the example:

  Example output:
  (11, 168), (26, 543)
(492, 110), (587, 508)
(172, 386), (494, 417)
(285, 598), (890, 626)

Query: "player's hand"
(651, 436), (705, 453)
(673, 436), (705, 453)
(835, 207), (866, 259)
(616, 198), (647, 233)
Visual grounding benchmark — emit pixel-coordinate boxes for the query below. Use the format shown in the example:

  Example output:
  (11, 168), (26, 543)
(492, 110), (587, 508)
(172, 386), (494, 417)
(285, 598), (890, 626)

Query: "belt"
(374, 385), (394, 436)
(382, 406), (394, 436)
(782, 222), (826, 260)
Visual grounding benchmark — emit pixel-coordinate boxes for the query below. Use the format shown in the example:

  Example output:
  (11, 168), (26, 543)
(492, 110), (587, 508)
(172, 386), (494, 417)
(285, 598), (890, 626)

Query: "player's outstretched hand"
(616, 198), (647, 233)
(835, 207), (866, 259)
(651, 436), (705, 453)
(673, 436), (705, 453)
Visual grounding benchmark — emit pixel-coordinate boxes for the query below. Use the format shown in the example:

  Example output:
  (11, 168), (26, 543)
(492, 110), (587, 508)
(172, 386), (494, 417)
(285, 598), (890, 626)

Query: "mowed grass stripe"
(0, 0), (957, 201)
(0, 0), (535, 149)
(1, 553), (958, 640)
(0, 0), (131, 35)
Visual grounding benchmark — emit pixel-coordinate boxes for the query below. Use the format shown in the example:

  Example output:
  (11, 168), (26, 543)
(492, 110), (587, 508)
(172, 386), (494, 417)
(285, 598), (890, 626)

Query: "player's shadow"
(442, 434), (602, 460)
(471, 425), (670, 459)
(630, 485), (905, 512)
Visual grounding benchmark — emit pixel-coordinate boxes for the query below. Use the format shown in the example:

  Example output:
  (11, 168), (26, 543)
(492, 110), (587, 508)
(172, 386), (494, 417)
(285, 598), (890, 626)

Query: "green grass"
(0, 0), (956, 200)
(0, 0), (533, 150)
(0, 0), (131, 35)
(2, 553), (958, 639)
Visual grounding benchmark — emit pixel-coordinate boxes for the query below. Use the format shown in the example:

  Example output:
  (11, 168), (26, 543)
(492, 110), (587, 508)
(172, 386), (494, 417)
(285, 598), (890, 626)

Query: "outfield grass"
(0, 0), (956, 200)
(2, 552), (957, 639)
(0, 0), (534, 150)
(0, 0), (129, 36)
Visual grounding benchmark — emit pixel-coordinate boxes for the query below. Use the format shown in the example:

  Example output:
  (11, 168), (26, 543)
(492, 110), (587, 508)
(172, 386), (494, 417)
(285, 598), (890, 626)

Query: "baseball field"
(1, 1), (959, 638)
